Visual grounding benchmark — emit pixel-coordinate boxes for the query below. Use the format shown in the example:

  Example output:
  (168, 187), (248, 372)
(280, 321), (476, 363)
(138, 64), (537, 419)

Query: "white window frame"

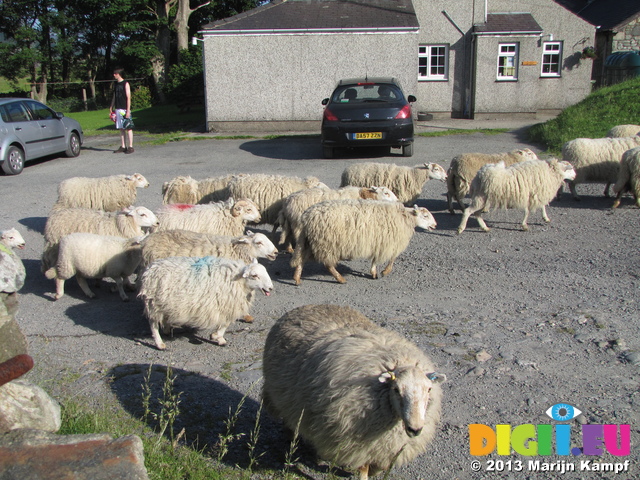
(497, 43), (519, 80)
(418, 45), (449, 81)
(541, 41), (562, 77)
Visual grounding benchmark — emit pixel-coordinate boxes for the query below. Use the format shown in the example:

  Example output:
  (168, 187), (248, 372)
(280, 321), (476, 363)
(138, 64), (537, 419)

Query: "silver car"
(0, 98), (84, 175)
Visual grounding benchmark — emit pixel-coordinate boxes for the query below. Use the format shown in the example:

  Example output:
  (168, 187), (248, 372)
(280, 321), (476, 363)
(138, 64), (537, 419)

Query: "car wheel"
(323, 145), (334, 159)
(65, 132), (81, 157)
(2, 146), (25, 175)
(402, 142), (414, 157)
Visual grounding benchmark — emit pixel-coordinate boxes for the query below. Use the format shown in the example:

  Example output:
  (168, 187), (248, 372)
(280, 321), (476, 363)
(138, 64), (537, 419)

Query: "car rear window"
(332, 84), (403, 103)
(1, 103), (30, 123)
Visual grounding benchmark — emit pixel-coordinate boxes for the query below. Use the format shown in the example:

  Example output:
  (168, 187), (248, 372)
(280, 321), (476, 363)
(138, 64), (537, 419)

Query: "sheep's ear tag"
(378, 371), (396, 383)
(427, 372), (447, 383)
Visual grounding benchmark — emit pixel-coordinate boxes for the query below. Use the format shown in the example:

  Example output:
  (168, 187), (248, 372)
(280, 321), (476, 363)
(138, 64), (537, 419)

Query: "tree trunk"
(175, 0), (211, 55)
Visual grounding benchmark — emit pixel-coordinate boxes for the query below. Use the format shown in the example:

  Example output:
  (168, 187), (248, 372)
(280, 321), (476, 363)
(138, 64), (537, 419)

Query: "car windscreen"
(332, 84), (403, 103)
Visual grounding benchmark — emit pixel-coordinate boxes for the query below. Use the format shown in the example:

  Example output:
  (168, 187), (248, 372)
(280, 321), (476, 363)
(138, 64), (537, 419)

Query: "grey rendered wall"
(202, 32), (417, 132)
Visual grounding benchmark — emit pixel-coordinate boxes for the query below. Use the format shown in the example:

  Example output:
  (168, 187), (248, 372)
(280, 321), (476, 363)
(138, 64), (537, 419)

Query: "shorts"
(115, 109), (129, 130)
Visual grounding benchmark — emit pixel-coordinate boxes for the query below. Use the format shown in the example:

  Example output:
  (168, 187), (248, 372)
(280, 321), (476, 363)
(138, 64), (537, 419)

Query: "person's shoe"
(113, 146), (126, 153)
(125, 147), (135, 154)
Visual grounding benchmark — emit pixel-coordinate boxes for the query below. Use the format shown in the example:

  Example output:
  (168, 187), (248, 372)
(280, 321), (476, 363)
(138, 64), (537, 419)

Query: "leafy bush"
(164, 46), (204, 103)
(132, 85), (152, 109)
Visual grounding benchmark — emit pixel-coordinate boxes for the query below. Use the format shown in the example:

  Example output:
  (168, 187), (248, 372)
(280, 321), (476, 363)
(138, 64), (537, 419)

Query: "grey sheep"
(161, 174), (238, 205)
(227, 173), (327, 226)
(262, 304), (446, 480)
(607, 125), (640, 138)
(291, 199), (436, 284)
(446, 148), (538, 213)
(54, 173), (150, 211)
(41, 206), (159, 273)
(138, 256), (273, 350)
(340, 162), (447, 204)
(45, 233), (144, 301)
(0, 228), (26, 294)
(457, 158), (576, 234)
(277, 185), (398, 252)
(612, 146), (640, 209)
(561, 136), (640, 199)
(155, 198), (261, 236)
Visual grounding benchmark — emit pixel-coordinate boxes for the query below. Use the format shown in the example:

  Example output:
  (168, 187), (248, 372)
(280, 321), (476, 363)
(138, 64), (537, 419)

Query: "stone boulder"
(0, 379), (61, 433)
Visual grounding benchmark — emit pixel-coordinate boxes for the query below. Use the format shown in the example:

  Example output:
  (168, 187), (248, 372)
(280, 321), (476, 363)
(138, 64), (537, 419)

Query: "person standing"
(110, 68), (134, 154)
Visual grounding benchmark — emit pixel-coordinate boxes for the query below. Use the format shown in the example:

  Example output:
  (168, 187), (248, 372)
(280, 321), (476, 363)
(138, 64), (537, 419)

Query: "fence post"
(82, 88), (88, 111)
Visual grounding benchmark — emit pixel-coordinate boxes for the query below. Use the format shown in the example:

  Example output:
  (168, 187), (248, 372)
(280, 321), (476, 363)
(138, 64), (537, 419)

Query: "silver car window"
(5, 103), (30, 122)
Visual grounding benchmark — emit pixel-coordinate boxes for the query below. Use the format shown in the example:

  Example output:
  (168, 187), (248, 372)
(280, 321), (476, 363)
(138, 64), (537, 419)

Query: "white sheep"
(446, 148), (538, 213)
(161, 174), (238, 205)
(41, 206), (159, 272)
(44, 233), (144, 301)
(277, 185), (398, 252)
(340, 162), (447, 204)
(227, 174), (327, 226)
(607, 125), (640, 138)
(55, 173), (150, 211)
(138, 256), (273, 350)
(291, 199), (436, 284)
(262, 304), (446, 480)
(140, 229), (278, 267)
(0, 228), (26, 294)
(457, 158), (576, 234)
(561, 136), (640, 199)
(155, 198), (260, 236)
(612, 146), (640, 209)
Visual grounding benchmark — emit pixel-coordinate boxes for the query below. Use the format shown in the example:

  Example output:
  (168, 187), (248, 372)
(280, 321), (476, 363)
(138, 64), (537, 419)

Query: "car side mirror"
(55, 112), (65, 119)
(322, 98), (329, 106)
(407, 95), (417, 103)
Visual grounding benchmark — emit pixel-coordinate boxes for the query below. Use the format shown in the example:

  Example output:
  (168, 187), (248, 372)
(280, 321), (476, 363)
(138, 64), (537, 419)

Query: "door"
(24, 100), (66, 156)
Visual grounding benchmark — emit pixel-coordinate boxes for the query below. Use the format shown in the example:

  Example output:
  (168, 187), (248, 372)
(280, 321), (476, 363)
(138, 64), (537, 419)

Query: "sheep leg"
(293, 265), (303, 285)
(603, 182), (611, 197)
(124, 274), (137, 291)
(381, 258), (396, 277)
(150, 318), (167, 350)
(76, 275), (96, 299)
(541, 205), (551, 223)
(211, 327), (228, 346)
(568, 180), (581, 201)
(326, 264), (346, 284)
(113, 277), (130, 302)
(519, 208), (531, 231)
(446, 192), (454, 214)
(370, 263), (378, 279)
(475, 212), (490, 232)
(458, 200), (487, 234)
(54, 278), (66, 300)
(358, 465), (369, 480)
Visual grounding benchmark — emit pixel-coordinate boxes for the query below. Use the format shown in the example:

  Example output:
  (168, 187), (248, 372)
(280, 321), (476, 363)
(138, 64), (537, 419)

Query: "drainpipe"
(442, 10), (472, 118)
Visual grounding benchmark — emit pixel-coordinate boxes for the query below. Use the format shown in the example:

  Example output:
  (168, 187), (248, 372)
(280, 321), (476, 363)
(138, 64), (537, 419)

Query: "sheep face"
(370, 186), (398, 202)
(423, 163), (448, 182)
(518, 148), (538, 161)
(1, 228), (25, 249)
(241, 260), (273, 296)
(127, 173), (150, 189)
(231, 199), (261, 223)
(557, 160), (577, 181)
(127, 207), (160, 229)
(410, 206), (437, 231)
(238, 232), (278, 260)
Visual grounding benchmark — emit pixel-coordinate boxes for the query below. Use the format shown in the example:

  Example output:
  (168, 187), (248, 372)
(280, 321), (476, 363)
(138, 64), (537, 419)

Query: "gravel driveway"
(2, 128), (639, 479)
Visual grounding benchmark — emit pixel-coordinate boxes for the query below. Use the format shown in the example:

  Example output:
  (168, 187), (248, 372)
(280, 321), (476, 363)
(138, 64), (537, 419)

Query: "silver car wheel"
(66, 132), (81, 157)
(2, 146), (25, 175)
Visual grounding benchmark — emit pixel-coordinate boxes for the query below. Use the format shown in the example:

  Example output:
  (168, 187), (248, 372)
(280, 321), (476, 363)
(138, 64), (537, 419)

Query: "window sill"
(418, 78), (449, 82)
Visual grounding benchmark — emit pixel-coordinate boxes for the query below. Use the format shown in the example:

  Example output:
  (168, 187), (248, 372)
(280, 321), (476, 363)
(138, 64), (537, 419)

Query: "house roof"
(553, 0), (640, 31)
(474, 13), (543, 35)
(201, 0), (419, 34)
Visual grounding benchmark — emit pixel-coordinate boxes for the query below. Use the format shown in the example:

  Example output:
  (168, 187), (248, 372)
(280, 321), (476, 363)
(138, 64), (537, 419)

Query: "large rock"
(0, 429), (149, 480)
(0, 379), (61, 433)
(0, 296), (27, 361)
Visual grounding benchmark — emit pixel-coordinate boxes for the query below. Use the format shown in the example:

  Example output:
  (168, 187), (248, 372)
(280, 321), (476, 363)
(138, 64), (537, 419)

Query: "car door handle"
(15, 127), (22, 131)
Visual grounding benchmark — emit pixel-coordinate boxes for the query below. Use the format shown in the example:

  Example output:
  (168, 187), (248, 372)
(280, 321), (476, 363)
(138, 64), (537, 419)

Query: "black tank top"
(114, 81), (128, 110)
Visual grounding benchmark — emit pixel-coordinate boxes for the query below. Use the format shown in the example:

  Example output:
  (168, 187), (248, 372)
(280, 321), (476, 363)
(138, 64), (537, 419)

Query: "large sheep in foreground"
(227, 174), (326, 226)
(446, 148), (538, 213)
(45, 233), (144, 301)
(138, 256), (273, 350)
(0, 228), (26, 294)
(607, 125), (640, 138)
(612, 146), (640, 209)
(55, 173), (149, 211)
(155, 198), (260, 236)
(161, 174), (238, 205)
(457, 158), (576, 234)
(561, 136), (640, 199)
(140, 229), (277, 267)
(263, 304), (446, 480)
(42, 206), (159, 272)
(340, 162), (447, 204)
(291, 199), (436, 284)
(277, 185), (398, 252)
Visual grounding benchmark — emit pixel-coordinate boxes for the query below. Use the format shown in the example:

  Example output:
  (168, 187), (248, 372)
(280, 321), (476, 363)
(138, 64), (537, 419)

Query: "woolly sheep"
(277, 185), (398, 252)
(561, 136), (640, 199)
(44, 233), (144, 301)
(457, 158), (576, 234)
(226, 174), (327, 226)
(446, 148), (538, 213)
(262, 304), (446, 480)
(340, 162), (447, 204)
(41, 206), (159, 272)
(55, 173), (149, 211)
(161, 174), (238, 205)
(140, 229), (277, 267)
(612, 146), (640, 209)
(607, 125), (640, 138)
(138, 256), (273, 350)
(0, 228), (26, 294)
(291, 199), (436, 284)
(155, 198), (260, 236)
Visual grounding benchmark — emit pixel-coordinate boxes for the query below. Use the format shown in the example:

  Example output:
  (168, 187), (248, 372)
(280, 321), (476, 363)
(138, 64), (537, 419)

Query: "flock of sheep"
(2, 123), (639, 479)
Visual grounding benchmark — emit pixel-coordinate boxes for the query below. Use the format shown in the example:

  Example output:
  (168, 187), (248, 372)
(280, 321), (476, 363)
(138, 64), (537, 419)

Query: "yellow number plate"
(355, 132), (382, 140)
